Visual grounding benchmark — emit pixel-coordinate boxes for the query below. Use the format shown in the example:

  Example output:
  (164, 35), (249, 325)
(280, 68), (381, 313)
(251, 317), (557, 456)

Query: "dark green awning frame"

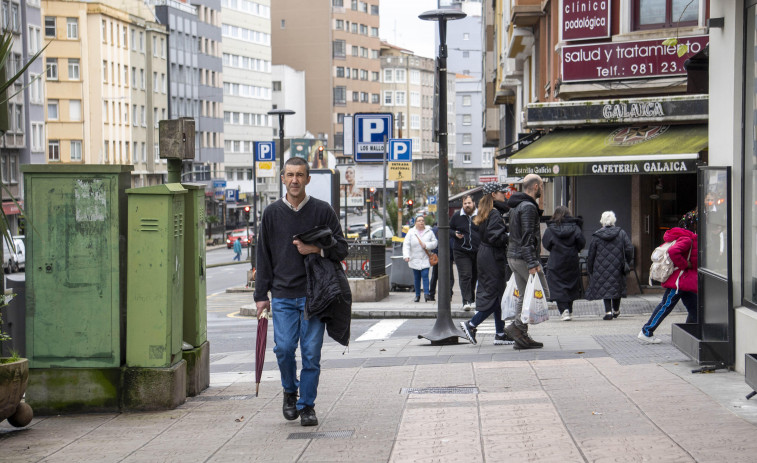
(505, 124), (708, 177)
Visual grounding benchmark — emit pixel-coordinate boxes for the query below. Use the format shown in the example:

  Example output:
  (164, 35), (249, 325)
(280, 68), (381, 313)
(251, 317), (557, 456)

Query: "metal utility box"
(22, 165), (132, 368)
(158, 118), (195, 160)
(125, 184), (187, 368)
(181, 183), (207, 347)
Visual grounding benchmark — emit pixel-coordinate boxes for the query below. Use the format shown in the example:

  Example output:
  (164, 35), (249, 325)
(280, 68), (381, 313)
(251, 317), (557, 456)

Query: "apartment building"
(40, 1), (168, 188)
(379, 42), (437, 174)
(221, 0), (272, 212)
(271, 0), (382, 151)
(1, 0), (44, 235)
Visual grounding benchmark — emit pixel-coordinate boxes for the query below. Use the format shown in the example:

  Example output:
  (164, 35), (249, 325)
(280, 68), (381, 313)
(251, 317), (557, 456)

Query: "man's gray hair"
(284, 156), (310, 176)
(600, 210), (617, 227)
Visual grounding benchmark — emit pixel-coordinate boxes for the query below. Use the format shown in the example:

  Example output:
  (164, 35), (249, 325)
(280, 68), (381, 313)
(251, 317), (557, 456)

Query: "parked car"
(2, 236), (25, 273)
(226, 229), (254, 248)
(370, 226), (394, 240)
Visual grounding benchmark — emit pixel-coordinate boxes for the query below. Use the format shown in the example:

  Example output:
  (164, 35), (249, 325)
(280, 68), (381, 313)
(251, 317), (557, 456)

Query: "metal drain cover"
(400, 387), (479, 394)
(287, 430), (354, 440)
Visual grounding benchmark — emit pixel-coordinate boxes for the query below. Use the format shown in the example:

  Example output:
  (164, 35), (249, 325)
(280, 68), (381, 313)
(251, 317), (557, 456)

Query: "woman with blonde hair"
(460, 182), (514, 345)
(586, 211), (634, 320)
(402, 214), (438, 302)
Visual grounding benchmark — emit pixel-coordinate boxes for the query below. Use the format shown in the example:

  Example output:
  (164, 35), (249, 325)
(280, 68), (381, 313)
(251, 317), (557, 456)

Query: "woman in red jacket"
(638, 210), (698, 344)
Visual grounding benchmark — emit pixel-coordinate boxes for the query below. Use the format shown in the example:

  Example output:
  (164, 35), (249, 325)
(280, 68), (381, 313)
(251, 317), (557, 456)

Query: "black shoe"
(300, 406), (318, 427)
(414, 295), (420, 302)
(513, 342), (536, 350)
(603, 312), (613, 320)
(612, 310), (620, 319)
(427, 295), (436, 301)
(493, 333), (515, 345)
(424, 294), (431, 302)
(460, 321), (477, 345)
(283, 391), (299, 421)
(505, 323), (530, 349)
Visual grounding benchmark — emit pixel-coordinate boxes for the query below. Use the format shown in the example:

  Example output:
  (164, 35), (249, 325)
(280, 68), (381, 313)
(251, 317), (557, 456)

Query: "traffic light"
(317, 145), (324, 160)
(406, 199), (414, 213)
(243, 205), (251, 219)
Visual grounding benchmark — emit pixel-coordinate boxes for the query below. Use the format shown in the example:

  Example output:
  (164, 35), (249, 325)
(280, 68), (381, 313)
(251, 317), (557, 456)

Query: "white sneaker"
(637, 330), (661, 344)
(470, 301), (476, 310)
(463, 302), (471, 311)
(561, 313), (572, 321)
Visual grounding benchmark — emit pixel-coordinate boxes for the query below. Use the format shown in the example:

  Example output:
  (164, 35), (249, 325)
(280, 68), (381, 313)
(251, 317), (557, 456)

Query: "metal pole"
(252, 158), (257, 268)
(382, 135), (387, 243)
(278, 114), (285, 197)
(418, 9), (466, 345)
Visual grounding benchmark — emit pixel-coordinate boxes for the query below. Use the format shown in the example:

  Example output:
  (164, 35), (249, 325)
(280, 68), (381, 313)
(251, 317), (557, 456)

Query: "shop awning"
(505, 124), (708, 177)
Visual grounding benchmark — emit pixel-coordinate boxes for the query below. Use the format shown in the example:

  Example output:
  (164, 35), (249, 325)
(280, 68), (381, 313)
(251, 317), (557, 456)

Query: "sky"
(379, 0), (439, 59)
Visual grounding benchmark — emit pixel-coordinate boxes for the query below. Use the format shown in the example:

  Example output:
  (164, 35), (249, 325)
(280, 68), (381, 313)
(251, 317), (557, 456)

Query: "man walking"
(504, 174), (549, 350)
(233, 237), (242, 261)
(449, 194), (480, 310)
(255, 157), (348, 427)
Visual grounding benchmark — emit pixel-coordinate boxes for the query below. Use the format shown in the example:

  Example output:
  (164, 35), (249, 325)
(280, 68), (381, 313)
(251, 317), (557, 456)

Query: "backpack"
(648, 240), (677, 285)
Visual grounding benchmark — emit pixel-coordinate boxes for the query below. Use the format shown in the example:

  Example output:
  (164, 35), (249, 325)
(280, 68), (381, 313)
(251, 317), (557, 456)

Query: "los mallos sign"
(561, 0), (610, 41)
(561, 35), (709, 82)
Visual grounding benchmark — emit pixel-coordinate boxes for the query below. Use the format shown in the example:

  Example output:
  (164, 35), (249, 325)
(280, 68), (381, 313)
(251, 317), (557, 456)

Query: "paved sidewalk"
(3, 288), (757, 462)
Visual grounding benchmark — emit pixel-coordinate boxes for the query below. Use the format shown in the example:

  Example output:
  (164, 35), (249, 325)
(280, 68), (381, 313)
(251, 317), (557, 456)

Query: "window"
(46, 58), (58, 80)
(462, 114), (472, 126)
(69, 100), (81, 121)
(384, 69), (393, 82)
(383, 91), (392, 105)
(333, 39), (346, 58)
(48, 140), (60, 161)
(133, 143), (138, 163)
(371, 49), (379, 59)
(463, 152), (472, 163)
(153, 36), (158, 56)
(10, 3), (18, 32)
(333, 0), (344, 6)
(410, 92), (420, 107)
(103, 141), (109, 162)
(44, 16), (55, 37)
(371, 93), (379, 104)
(334, 86), (346, 105)
(66, 17), (78, 39)
(360, 69), (368, 80)
(462, 95), (471, 106)
(372, 71), (380, 81)
(633, 0), (700, 30)
(336, 66), (345, 78)
(395, 91), (406, 105)
(371, 4), (379, 15)
(335, 19), (344, 30)
(67, 59), (79, 80)
(272, 81), (282, 91)
(411, 115), (420, 129)
(133, 104), (138, 125)
(141, 142), (146, 162)
(47, 100), (59, 120)
(28, 25), (41, 53)
(351, 23), (358, 34)
(462, 134), (472, 145)
(352, 45), (358, 56)
(352, 68), (358, 79)
(463, 33), (470, 40)
(352, 91), (359, 102)
(131, 67), (136, 87)
(360, 24), (368, 35)
(70, 141), (82, 161)
(411, 70), (421, 84)
(31, 123), (44, 151)
(396, 69), (406, 82)
(462, 51), (469, 58)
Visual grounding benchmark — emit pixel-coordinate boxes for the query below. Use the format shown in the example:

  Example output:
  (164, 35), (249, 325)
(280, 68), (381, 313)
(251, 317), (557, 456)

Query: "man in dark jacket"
(504, 174), (550, 350)
(255, 157), (348, 427)
(449, 194), (480, 310)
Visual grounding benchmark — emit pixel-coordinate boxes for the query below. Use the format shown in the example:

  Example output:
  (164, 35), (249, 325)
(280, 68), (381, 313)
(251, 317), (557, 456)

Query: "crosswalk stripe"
(356, 319), (407, 342)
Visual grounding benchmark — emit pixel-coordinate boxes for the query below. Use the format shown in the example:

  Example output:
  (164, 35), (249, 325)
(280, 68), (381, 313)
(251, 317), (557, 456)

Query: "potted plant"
(0, 29), (47, 428)
(0, 298), (32, 427)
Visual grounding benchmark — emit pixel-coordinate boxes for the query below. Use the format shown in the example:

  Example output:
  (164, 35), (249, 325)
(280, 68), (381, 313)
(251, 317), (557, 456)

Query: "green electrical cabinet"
(182, 184), (207, 347)
(22, 165), (132, 369)
(125, 184), (187, 368)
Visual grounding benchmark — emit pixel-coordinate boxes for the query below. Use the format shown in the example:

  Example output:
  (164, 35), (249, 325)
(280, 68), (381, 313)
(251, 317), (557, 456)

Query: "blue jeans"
(233, 251), (241, 261)
(641, 288), (698, 337)
(271, 297), (325, 410)
(470, 299), (505, 334)
(412, 268), (430, 298)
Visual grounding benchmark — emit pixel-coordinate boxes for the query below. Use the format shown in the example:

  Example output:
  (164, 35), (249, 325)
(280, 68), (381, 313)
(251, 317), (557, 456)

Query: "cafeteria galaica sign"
(511, 159), (697, 177)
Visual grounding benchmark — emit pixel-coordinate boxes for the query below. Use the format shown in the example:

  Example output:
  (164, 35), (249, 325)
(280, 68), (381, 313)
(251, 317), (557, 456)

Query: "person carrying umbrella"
(254, 156), (348, 427)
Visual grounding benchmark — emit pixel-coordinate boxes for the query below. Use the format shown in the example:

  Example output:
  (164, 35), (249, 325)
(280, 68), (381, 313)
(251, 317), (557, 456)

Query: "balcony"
(510, 0), (544, 27)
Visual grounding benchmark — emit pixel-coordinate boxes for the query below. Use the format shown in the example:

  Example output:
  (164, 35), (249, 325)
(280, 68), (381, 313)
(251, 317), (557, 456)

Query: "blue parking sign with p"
(354, 113), (393, 162)
(388, 139), (412, 161)
(255, 141), (275, 162)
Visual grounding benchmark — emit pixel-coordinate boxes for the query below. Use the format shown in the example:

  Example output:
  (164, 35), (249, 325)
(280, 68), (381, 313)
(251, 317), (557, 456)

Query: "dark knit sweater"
(253, 197), (348, 302)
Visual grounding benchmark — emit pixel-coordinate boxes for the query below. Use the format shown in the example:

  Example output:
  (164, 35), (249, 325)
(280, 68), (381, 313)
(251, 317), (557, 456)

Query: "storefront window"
(745, 4), (757, 306)
(633, 0), (700, 30)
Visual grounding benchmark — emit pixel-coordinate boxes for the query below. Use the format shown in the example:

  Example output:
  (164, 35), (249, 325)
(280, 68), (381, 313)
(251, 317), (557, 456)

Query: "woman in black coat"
(543, 206), (585, 321)
(459, 182), (512, 346)
(585, 211), (634, 320)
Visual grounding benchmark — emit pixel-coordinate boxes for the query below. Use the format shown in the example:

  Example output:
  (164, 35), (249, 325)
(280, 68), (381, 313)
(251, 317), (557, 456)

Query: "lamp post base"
(418, 318), (462, 345)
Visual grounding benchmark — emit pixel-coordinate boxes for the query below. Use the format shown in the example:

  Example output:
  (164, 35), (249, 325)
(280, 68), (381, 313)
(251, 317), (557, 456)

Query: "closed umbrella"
(255, 308), (270, 397)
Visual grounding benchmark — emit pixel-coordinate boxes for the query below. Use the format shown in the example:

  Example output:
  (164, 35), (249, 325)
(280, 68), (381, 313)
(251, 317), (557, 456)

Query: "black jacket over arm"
(506, 192), (542, 269)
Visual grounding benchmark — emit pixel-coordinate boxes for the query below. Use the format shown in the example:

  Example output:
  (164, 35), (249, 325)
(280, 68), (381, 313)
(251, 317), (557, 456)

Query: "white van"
(2, 236), (25, 273)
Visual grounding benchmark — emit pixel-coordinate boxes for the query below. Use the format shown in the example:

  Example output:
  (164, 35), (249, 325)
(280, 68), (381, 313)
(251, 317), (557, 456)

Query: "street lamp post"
(267, 109), (296, 198)
(418, 9), (466, 345)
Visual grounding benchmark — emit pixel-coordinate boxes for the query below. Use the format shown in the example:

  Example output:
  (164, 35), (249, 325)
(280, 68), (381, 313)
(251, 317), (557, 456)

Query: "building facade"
(41, 1), (167, 188)
(271, 0), (382, 151)
(221, 0), (272, 214)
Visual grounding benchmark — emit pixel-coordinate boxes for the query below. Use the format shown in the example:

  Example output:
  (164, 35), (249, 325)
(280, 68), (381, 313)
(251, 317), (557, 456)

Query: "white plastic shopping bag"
(501, 273), (518, 320)
(521, 274), (549, 325)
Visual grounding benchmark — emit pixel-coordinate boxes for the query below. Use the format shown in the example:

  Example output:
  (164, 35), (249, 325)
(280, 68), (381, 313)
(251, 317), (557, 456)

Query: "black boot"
(282, 391), (299, 421)
(414, 295), (420, 302)
(424, 294), (431, 302)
